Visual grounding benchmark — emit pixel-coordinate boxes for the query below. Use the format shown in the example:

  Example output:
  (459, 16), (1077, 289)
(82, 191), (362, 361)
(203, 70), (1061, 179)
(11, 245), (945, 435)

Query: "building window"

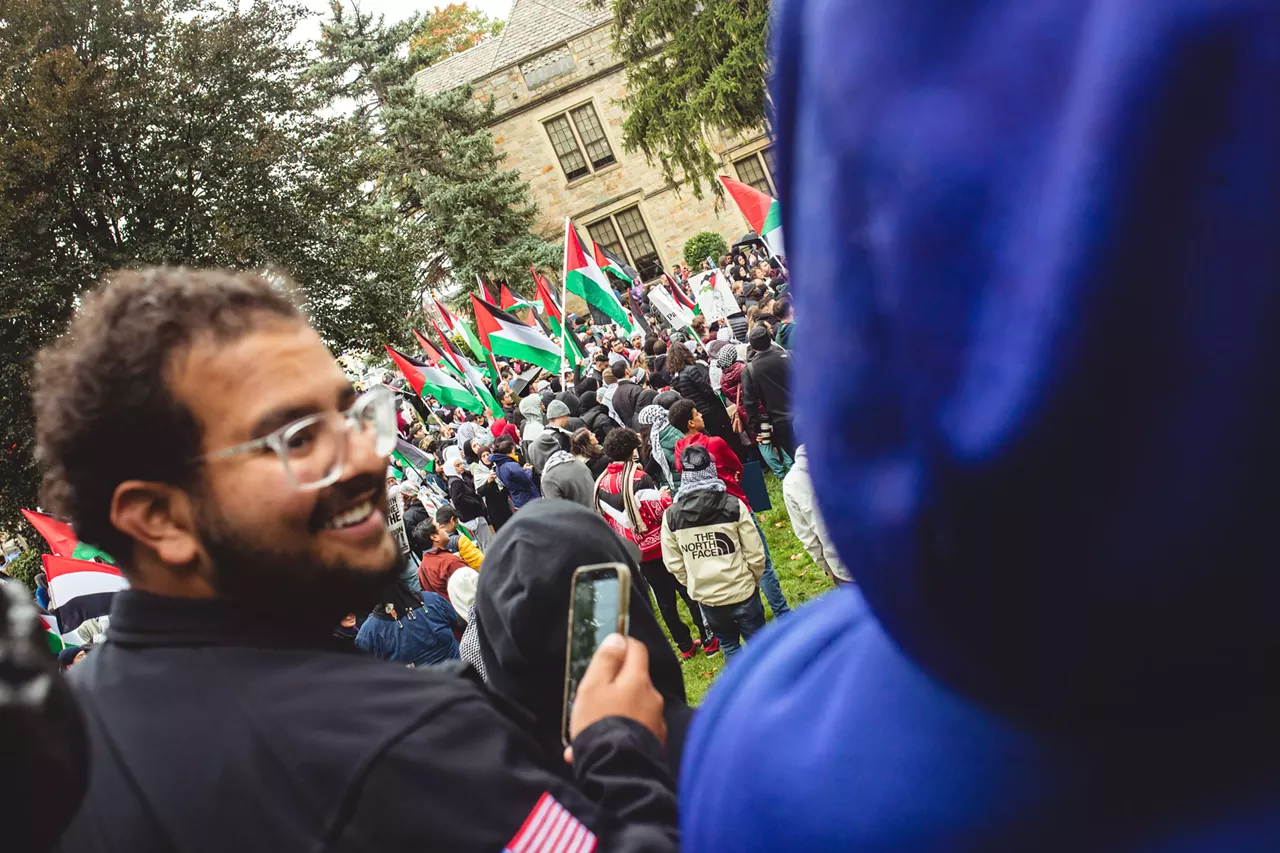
(761, 147), (778, 187)
(542, 103), (616, 181)
(733, 151), (775, 196)
(589, 205), (662, 281)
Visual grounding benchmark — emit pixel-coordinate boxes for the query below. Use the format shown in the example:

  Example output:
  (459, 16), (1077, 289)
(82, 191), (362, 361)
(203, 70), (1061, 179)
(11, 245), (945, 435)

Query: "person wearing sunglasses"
(37, 268), (676, 853)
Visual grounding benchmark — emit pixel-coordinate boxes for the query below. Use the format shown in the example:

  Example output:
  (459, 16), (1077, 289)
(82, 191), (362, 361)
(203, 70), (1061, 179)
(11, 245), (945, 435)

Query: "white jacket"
(782, 446), (852, 582)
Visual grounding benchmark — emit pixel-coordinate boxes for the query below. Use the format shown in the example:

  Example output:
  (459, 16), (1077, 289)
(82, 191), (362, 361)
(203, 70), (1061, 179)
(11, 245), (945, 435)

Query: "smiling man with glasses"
(36, 268), (677, 853)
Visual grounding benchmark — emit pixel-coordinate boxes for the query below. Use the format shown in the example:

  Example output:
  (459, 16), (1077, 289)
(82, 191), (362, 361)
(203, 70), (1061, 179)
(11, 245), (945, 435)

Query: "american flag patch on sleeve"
(504, 791), (598, 853)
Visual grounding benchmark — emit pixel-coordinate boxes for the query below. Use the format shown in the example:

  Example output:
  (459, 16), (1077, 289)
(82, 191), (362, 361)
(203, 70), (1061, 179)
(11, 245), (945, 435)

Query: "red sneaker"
(681, 639), (703, 660)
(703, 637), (721, 657)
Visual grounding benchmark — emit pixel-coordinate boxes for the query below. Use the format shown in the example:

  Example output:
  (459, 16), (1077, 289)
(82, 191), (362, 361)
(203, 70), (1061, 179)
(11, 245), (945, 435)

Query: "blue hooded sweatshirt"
(681, 1), (1280, 850)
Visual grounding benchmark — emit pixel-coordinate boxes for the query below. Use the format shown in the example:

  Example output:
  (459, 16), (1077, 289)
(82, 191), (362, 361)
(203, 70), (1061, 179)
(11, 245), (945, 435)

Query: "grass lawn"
(650, 472), (836, 705)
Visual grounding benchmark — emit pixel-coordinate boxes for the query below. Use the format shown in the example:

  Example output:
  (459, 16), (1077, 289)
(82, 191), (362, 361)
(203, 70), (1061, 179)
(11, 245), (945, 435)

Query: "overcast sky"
(297, 0), (514, 41)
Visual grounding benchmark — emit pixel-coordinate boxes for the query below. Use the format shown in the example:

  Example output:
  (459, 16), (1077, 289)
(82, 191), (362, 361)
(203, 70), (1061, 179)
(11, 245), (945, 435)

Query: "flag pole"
(561, 218), (572, 378)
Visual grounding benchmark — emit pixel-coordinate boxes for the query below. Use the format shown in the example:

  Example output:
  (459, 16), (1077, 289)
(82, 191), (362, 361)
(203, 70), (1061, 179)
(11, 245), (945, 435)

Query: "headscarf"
(543, 449), (577, 474)
(455, 420), (493, 451)
(442, 445), (464, 479)
(637, 404), (673, 488)
(473, 500), (690, 770)
(676, 444), (727, 499)
(716, 345), (740, 370)
(717, 325), (736, 342)
(518, 394), (544, 425)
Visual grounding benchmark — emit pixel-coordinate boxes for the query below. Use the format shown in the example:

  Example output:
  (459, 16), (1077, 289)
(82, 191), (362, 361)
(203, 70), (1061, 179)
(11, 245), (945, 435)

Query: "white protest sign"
(690, 271), (739, 323)
(385, 493), (410, 557)
(648, 286), (693, 330)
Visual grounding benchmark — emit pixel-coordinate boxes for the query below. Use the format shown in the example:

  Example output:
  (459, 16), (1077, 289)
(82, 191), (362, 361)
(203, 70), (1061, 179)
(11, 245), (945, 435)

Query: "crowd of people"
(8, 3), (1276, 849)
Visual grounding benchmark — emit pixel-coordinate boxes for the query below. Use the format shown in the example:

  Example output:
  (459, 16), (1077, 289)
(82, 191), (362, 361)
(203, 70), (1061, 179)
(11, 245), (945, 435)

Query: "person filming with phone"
(38, 268), (679, 853)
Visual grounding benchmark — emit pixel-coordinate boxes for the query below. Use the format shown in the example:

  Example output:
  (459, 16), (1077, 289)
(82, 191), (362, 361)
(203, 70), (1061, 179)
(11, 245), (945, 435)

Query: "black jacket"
(474, 501), (693, 774)
(61, 591), (678, 853)
(742, 344), (793, 428)
(671, 365), (744, 458)
(582, 403), (620, 445)
(611, 380), (656, 430)
(448, 474), (488, 523)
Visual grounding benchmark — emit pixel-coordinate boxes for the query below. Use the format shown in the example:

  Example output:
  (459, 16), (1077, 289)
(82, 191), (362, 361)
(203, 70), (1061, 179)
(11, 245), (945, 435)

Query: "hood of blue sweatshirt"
(682, 1), (1280, 850)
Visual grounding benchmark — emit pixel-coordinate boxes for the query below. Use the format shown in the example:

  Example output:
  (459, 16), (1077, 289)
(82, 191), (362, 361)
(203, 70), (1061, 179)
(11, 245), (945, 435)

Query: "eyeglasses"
(199, 384), (398, 490)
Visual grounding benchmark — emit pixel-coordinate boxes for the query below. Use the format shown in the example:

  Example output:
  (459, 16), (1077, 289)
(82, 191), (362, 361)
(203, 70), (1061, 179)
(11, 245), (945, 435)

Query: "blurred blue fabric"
(681, 1), (1280, 849)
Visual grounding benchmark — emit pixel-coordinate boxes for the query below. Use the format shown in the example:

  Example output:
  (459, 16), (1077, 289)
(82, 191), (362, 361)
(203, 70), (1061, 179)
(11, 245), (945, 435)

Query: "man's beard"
(193, 494), (403, 629)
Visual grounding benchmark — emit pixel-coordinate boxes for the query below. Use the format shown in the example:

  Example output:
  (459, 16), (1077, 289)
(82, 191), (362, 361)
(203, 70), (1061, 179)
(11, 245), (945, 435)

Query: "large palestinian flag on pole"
(385, 344), (484, 414)
(44, 554), (127, 645)
(564, 219), (632, 333)
(21, 508), (115, 564)
(470, 295), (562, 374)
(499, 283), (537, 326)
(719, 175), (784, 258)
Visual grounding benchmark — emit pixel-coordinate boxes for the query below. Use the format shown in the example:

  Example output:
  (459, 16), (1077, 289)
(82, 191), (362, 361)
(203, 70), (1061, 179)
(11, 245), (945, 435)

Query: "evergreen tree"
(599, 0), (771, 199)
(0, 0), (429, 523)
(315, 2), (558, 306)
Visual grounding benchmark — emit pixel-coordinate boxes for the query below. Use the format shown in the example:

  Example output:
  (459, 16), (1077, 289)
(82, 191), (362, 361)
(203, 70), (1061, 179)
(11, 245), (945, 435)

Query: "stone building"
(412, 0), (777, 283)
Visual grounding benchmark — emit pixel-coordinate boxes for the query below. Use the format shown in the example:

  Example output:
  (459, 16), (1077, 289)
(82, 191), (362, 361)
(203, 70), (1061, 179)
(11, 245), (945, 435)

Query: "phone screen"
(563, 564), (630, 745)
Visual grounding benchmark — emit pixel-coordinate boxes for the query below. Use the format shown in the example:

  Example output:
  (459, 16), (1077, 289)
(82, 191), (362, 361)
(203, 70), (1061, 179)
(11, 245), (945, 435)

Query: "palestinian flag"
(412, 329), (466, 383)
(470, 295), (562, 374)
(592, 241), (635, 285)
(564, 219), (632, 333)
(385, 345), (484, 414)
(476, 275), (496, 305)
(534, 272), (585, 369)
(719, 175), (785, 258)
(21, 508), (115, 564)
(426, 319), (501, 413)
(39, 612), (64, 654)
(44, 554), (127, 645)
(499, 283), (536, 326)
(439, 297), (501, 386)
(393, 437), (435, 477)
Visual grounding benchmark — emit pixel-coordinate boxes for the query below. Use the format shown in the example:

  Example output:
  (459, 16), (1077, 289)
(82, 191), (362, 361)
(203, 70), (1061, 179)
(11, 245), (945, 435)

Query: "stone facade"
(416, 14), (776, 281)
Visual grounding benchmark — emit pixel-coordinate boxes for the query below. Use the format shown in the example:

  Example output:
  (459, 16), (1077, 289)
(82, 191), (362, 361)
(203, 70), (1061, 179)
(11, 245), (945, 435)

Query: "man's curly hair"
(33, 268), (304, 562)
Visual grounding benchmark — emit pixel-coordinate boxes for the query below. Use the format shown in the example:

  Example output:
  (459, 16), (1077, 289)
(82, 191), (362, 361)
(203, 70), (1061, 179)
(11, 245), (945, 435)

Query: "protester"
(571, 425), (611, 479)
(528, 398), (574, 473)
(472, 500), (693, 772)
(782, 446), (851, 584)
(453, 409), (494, 451)
(659, 445), (768, 659)
(742, 323), (796, 458)
(442, 449), (493, 551)
(432, 506), (483, 569)
(638, 403), (682, 492)
(595, 428), (714, 659)
(554, 389), (588, 432)
(610, 362), (654, 429)
(667, 339), (745, 461)
(517, 394), (544, 448)
(410, 520), (468, 602)
(579, 388), (619, 444)
(670, 399), (791, 618)
(463, 438), (513, 531)
(540, 449), (597, 508)
(488, 435), (540, 509)
(355, 579), (461, 667)
(38, 268), (677, 851)
(773, 297), (796, 351)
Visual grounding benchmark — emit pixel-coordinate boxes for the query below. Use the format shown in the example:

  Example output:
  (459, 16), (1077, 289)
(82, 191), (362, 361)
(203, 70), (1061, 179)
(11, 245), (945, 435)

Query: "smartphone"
(562, 562), (631, 747)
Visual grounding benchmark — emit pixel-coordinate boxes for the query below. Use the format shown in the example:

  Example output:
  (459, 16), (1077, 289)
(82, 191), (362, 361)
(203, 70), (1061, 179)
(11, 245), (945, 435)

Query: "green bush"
(5, 549), (42, 593)
(683, 231), (729, 269)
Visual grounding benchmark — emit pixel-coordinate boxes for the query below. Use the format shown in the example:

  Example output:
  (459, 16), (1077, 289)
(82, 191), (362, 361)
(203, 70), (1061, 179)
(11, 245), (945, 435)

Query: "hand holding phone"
(568, 635), (666, 748)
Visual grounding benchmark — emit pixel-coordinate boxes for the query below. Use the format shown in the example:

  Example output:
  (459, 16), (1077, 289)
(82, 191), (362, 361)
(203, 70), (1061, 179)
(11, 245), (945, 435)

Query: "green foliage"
(683, 231), (729, 269)
(6, 550), (43, 594)
(314, 2), (559, 321)
(0, 0), (438, 525)
(598, 0), (771, 200)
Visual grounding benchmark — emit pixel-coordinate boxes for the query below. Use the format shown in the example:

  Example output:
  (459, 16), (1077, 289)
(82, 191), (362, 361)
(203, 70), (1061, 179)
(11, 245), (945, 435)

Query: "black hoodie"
(474, 500), (693, 773)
